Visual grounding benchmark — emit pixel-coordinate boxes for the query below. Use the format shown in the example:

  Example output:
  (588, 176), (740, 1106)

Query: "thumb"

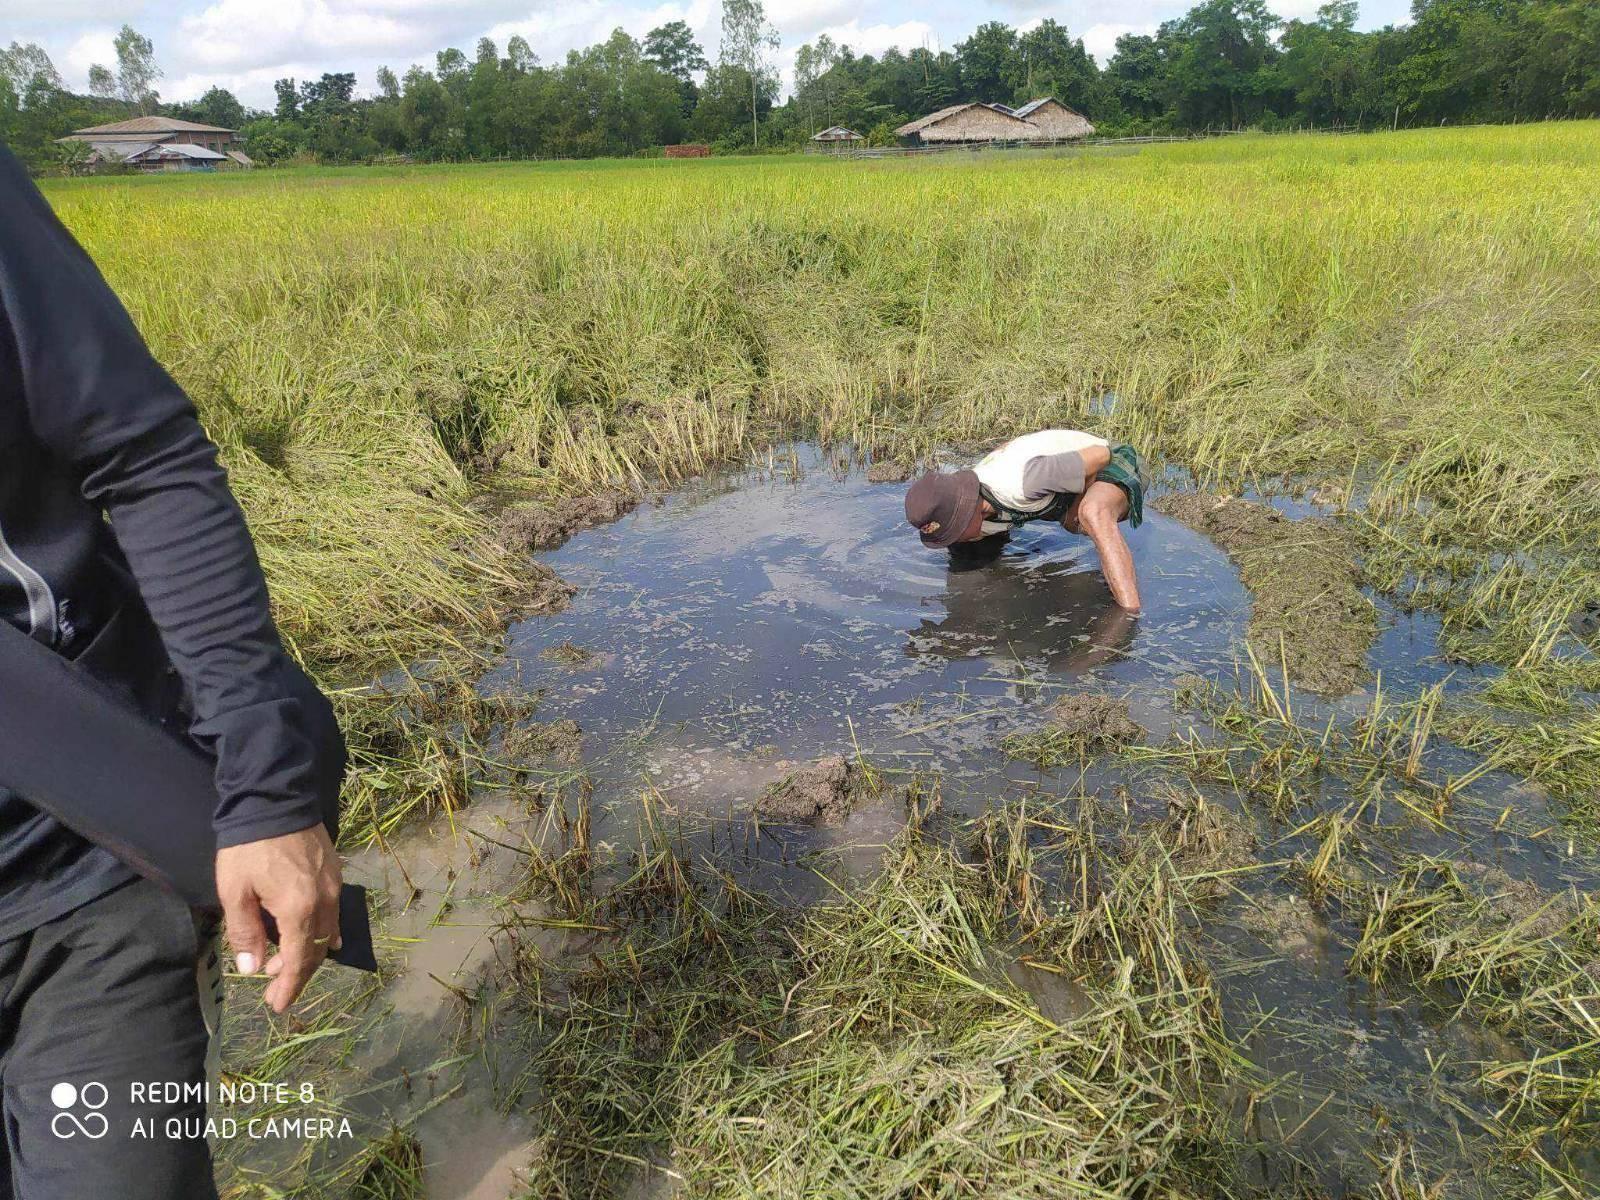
(223, 887), (269, 976)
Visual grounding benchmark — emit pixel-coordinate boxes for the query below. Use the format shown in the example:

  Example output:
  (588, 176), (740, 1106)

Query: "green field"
(40, 126), (1600, 1198)
(43, 125), (1600, 678)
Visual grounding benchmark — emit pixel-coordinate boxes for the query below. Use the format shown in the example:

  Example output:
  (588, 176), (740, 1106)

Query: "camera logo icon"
(50, 1082), (109, 1139)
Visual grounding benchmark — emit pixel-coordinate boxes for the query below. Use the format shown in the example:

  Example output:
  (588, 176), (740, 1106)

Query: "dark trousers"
(0, 878), (219, 1199)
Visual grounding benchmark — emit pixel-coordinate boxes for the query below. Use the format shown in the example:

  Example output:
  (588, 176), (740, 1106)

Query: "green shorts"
(1099, 444), (1147, 529)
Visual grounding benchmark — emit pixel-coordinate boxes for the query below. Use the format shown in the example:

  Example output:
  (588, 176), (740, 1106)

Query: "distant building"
(1011, 98), (1095, 140)
(895, 98), (1095, 147)
(895, 103), (1041, 146)
(808, 126), (864, 153)
(58, 116), (245, 171)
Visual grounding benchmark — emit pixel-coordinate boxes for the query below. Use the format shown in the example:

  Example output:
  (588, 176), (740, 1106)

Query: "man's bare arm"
(1085, 518), (1141, 612)
(1073, 481), (1141, 612)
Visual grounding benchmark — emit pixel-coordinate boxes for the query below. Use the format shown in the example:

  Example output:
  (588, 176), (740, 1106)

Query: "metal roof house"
(75, 140), (231, 171)
(111, 142), (232, 170)
(58, 116), (245, 170)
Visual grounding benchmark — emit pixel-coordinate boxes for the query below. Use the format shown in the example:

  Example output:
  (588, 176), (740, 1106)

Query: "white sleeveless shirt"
(974, 429), (1108, 535)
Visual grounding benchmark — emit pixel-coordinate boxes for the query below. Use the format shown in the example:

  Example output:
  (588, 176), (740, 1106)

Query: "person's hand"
(217, 825), (342, 1013)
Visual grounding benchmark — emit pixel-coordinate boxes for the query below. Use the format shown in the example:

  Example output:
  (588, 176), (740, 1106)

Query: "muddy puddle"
(490, 447), (1248, 845)
(237, 445), (1598, 1197)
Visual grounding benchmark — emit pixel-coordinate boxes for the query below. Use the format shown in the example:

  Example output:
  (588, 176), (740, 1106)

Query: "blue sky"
(1, 0), (1415, 111)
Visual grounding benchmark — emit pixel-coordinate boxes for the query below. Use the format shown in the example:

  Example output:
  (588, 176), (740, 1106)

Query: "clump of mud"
(496, 490), (639, 554)
(1156, 493), (1376, 696)
(866, 461), (911, 484)
(503, 718), (584, 767)
(540, 641), (596, 667)
(466, 440), (514, 477)
(1002, 693), (1144, 767)
(520, 561), (576, 616)
(1236, 893), (1327, 966)
(1454, 862), (1584, 941)
(756, 755), (857, 824)
(1052, 693), (1143, 752)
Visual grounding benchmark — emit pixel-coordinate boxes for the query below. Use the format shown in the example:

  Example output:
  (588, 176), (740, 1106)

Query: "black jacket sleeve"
(0, 147), (328, 849)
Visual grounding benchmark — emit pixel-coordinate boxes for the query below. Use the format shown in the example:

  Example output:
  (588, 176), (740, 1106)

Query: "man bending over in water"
(904, 429), (1146, 613)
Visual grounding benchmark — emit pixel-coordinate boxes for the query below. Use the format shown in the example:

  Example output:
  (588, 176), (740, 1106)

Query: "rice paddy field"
(38, 123), (1600, 1199)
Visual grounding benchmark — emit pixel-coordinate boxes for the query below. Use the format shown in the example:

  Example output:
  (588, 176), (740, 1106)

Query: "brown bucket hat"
(904, 470), (980, 549)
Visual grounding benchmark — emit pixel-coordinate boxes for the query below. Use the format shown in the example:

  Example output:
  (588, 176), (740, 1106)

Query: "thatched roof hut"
(1012, 98), (1095, 140)
(894, 103), (1042, 146)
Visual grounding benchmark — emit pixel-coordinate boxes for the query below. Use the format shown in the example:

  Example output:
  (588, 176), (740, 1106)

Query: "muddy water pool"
(258, 445), (1596, 1197)
(488, 446), (1594, 1191)
(489, 446), (1250, 870)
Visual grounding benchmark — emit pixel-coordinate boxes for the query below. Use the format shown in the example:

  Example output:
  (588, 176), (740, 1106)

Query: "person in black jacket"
(0, 146), (344, 1196)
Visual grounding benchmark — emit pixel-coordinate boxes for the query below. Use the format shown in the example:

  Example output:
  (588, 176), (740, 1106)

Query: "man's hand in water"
(1063, 484), (1142, 613)
(217, 825), (343, 1013)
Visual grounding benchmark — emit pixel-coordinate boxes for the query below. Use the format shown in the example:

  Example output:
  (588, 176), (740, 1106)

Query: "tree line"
(2, 0), (1597, 171)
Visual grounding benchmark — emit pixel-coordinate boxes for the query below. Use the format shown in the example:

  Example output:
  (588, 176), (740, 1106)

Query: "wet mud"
(501, 716), (584, 766)
(1454, 860), (1586, 941)
(755, 754), (858, 824)
(1048, 692), (1143, 753)
(865, 461), (911, 483)
(495, 491), (639, 554)
(1155, 492), (1377, 696)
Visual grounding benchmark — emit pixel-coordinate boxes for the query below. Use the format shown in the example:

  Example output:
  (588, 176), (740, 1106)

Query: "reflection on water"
(909, 552), (1140, 674)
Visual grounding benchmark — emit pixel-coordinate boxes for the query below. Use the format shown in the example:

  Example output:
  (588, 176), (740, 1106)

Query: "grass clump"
(1348, 856), (1597, 1041)
(1149, 662), (1494, 824)
(331, 664), (577, 847)
(1002, 692), (1145, 767)
(520, 814), (1244, 1199)
(539, 640), (596, 667)
(1345, 856), (1600, 1163)
(338, 1126), (427, 1200)
(1436, 702), (1600, 831)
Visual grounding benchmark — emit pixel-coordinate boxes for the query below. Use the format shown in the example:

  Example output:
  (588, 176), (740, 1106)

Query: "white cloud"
(177, 0), (422, 71)
(765, 0), (860, 33)
(0, 0), (148, 24)
(1272, 0), (1326, 19)
(813, 17), (935, 57)
(1081, 21), (1154, 63)
(775, 17), (933, 96)
(162, 62), (326, 102)
(61, 27), (118, 83)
